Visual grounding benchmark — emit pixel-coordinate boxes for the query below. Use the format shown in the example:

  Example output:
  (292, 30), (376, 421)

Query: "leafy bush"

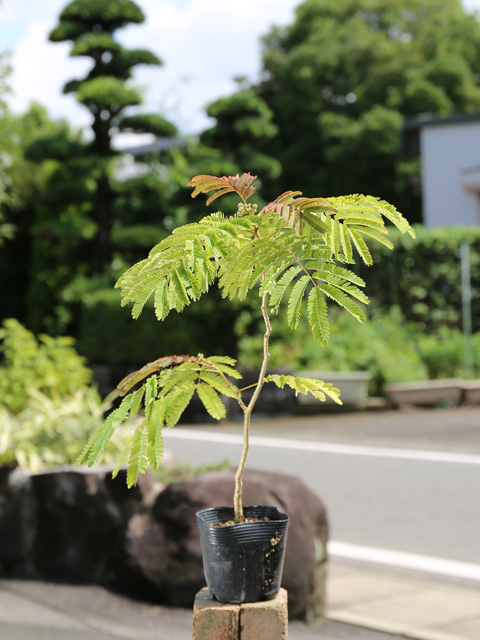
(0, 387), (129, 472)
(0, 318), (92, 413)
(358, 226), (480, 332)
(0, 318), (133, 471)
(415, 328), (480, 379)
(237, 305), (428, 396)
(62, 276), (242, 366)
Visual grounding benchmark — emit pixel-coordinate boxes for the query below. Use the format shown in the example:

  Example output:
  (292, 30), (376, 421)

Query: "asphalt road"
(163, 406), (480, 569)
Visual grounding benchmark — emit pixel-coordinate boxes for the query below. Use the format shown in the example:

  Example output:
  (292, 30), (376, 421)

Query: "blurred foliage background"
(1, 0), (480, 471)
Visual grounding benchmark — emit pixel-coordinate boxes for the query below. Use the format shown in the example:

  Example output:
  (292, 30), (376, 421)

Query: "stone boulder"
(121, 467), (328, 621)
(30, 466), (157, 582)
(0, 463), (35, 576)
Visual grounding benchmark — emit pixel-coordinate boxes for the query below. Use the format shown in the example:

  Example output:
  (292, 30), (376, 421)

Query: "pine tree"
(49, 0), (177, 273)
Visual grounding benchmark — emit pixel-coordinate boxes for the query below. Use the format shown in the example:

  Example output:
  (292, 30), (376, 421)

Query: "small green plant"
(0, 387), (129, 472)
(236, 305), (429, 396)
(78, 173), (414, 523)
(0, 318), (92, 414)
(0, 318), (131, 471)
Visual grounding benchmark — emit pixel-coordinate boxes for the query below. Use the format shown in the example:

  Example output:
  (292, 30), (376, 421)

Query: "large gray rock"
(0, 463), (35, 576)
(30, 468), (122, 582)
(121, 467), (328, 621)
(30, 467), (157, 583)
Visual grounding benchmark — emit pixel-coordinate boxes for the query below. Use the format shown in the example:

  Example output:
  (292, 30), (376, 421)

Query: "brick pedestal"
(193, 588), (288, 640)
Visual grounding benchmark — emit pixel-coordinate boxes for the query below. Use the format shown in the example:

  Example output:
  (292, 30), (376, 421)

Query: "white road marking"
(166, 428), (480, 581)
(165, 428), (480, 465)
(328, 541), (480, 583)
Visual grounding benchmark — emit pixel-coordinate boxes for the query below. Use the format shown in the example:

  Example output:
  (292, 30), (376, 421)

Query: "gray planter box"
(296, 371), (371, 406)
(462, 380), (480, 405)
(386, 379), (464, 407)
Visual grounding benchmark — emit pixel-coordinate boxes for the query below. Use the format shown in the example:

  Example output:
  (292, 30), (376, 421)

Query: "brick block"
(193, 588), (239, 640)
(240, 589), (288, 640)
(193, 588), (288, 640)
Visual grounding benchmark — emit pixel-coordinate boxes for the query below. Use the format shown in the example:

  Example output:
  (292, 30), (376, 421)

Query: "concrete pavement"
(2, 561), (480, 640)
(328, 560), (480, 640)
(2, 404), (479, 639)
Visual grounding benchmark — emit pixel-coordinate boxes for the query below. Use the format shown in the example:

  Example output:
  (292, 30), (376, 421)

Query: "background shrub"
(358, 226), (480, 332)
(236, 306), (429, 396)
(0, 318), (133, 471)
(63, 281), (242, 366)
(0, 318), (92, 413)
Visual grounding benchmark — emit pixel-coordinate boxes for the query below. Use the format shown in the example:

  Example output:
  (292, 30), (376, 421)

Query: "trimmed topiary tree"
(49, 0), (178, 273)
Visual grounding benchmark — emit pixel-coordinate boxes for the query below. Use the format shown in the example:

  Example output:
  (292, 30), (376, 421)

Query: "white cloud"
(7, 19), (91, 127)
(5, 0), (480, 134)
(2, 0), (298, 133)
(465, 0), (480, 11)
(121, 0), (299, 131)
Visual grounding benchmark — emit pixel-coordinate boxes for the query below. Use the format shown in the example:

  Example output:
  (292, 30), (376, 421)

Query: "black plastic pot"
(196, 505), (289, 604)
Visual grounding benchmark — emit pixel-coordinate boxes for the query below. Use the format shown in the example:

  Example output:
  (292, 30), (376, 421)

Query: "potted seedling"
(78, 173), (414, 603)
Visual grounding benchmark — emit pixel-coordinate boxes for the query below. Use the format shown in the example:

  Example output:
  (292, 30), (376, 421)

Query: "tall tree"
(49, 0), (177, 273)
(201, 84), (281, 187)
(259, 0), (480, 222)
(0, 105), (66, 324)
(0, 0), (12, 232)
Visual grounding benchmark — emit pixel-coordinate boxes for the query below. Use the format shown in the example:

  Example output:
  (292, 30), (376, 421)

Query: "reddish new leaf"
(268, 190), (303, 205)
(261, 202), (305, 235)
(188, 173), (257, 205)
(117, 355), (197, 395)
(293, 197), (337, 213)
(260, 195), (336, 236)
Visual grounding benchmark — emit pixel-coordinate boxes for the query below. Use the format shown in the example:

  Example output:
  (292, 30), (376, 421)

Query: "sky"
(2, 0), (480, 138)
(0, 0), (301, 136)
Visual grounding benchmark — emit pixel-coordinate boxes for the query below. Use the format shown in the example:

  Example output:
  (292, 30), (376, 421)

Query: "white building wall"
(421, 122), (480, 227)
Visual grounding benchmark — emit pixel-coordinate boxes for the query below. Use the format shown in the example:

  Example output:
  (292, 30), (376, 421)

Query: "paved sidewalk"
(2, 405), (479, 639)
(2, 563), (480, 640)
(328, 561), (480, 640)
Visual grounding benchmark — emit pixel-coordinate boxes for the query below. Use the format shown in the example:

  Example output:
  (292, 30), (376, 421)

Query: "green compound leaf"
(80, 393), (133, 467)
(287, 275), (309, 329)
(317, 283), (366, 322)
(307, 287), (329, 346)
(269, 265), (303, 310)
(196, 385), (226, 420)
(163, 386), (195, 428)
(127, 422), (149, 488)
(265, 374), (342, 404)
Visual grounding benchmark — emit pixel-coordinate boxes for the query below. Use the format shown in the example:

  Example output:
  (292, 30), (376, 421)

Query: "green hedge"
(73, 287), (241, 366)
(358, 225), (480, 332)
(66, 225), (480, 381)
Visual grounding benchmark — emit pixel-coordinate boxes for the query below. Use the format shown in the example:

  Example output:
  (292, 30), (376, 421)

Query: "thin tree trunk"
(233, 292), (272, 523)
(91, 113), (113, 274)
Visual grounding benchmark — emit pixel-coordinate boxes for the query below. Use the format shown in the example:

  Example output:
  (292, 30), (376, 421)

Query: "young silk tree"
(78, 173), (415, 523)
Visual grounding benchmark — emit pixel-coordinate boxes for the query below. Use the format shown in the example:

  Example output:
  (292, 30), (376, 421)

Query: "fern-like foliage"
(325, 195), (415, 264)
(116, 213), (256, 319)
(81, 172), (415, 486)
(76, 354), (242, 487)
(259, 190), (414, 265)
(264, 374), (342, 404)
(116, 172), (414, 349)
(188, 173), (257, 205)
(259, 191), (335, 236)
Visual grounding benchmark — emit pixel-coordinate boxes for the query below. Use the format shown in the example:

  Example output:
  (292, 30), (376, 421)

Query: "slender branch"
(233, 292), (272, 522)
(237, 382), (261, 393)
